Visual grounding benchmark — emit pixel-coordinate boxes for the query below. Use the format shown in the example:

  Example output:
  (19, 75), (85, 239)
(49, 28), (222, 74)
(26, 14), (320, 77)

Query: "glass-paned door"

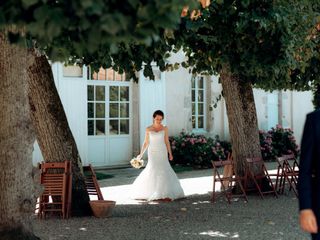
(87, 81), (132, 166)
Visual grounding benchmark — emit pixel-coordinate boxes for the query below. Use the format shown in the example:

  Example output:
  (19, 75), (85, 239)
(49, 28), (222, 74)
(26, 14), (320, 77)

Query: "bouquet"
(130, 157), (144, 169)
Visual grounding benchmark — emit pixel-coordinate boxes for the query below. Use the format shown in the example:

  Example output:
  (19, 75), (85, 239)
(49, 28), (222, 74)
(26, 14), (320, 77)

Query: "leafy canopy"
(2, 0), (319, 92)
(79, 0), (320, 89)
(0, 0), (194, 59)
(171, 0), (319, 91)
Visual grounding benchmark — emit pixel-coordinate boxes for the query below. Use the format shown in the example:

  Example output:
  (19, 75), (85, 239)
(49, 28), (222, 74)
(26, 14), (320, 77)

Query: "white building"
(32, 54), (314, 167)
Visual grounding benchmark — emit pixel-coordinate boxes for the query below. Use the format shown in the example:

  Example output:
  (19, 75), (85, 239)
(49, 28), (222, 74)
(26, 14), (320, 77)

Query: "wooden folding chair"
(38, 161), (72, 219)
(83, 164), (104, 200)
(245, 157), (278, 199)
(212, 160), (248, 204)
(276, 155), (298, 197)
(221, 153), (234, 189)
(282, 154), (299, 176)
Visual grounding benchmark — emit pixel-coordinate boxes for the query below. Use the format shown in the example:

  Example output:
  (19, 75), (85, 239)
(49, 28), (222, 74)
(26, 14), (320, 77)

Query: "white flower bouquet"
(130, 157), (144, 169)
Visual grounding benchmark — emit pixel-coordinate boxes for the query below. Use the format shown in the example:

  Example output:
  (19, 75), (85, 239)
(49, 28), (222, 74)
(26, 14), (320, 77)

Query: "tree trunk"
(0, 32), (40, 239)
(27, 52), (91, 216)
(220, 65), (262, 177)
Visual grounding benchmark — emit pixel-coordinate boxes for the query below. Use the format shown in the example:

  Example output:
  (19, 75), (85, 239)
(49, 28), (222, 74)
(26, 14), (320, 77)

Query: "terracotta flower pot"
(89, 200), (116, 218)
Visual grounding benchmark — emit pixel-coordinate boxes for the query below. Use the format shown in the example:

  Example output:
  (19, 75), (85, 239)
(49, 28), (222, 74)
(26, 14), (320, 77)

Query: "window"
(191, 76), (205, 130)
(87, 67), (127, 81)
(109, 86), (130, 135)
(87, 85), (130, 136)
(87, 85), (106, 135)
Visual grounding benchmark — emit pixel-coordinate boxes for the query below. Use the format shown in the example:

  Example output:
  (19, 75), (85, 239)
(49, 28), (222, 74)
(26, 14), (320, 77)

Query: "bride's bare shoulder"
(146, 126), (153, 132)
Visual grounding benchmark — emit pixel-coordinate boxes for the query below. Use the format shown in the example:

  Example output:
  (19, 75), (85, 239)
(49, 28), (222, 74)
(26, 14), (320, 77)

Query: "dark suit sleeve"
(298, 114), (314, 210)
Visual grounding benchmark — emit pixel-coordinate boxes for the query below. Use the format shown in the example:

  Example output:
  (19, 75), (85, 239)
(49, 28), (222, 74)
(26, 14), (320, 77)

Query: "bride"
(131, 110), (185, 201)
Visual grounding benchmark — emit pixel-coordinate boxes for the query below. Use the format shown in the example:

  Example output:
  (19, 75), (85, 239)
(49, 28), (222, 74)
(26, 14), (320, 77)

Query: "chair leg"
(221, 181), (231, 204)
(212, 178), (216, 203)
(265, 173), (278, 198)
(278, 174), (285, 194)
(249, 173), (264, 199)
(289, 177), (298, 197)
(226, 193), (231, 204)
(284, 174), (298, 197)
(238, 180), (248, 202)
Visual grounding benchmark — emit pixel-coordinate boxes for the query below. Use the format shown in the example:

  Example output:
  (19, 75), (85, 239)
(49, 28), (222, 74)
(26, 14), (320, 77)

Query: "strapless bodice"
(148, 130), (166, 151)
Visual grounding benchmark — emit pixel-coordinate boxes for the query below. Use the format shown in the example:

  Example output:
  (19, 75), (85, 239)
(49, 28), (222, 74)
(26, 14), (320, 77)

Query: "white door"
(87, 81), (132, 167)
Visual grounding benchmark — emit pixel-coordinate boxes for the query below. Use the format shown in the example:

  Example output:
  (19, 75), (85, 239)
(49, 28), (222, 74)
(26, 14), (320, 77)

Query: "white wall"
(165, 53), (193, 136)
(32, 63), (88, 166)
(254, 89), (313, 144)
(254, 89), (268, 130)
(139, 68), (166, 145)
(290, 91), (313, 144)
(210, 76), (229, 140)
(57, 65), (88, 164)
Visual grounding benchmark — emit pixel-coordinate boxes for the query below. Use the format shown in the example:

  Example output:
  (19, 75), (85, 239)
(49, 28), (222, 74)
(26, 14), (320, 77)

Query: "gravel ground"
(33, 165), (310, 240)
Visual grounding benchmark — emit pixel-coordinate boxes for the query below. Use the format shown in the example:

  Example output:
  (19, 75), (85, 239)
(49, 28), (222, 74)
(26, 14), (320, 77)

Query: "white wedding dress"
(131, 130), (185, 201)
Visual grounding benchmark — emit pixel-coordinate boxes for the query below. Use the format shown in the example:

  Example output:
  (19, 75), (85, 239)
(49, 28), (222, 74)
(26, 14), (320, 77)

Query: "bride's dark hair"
(153, 110), (164, 119)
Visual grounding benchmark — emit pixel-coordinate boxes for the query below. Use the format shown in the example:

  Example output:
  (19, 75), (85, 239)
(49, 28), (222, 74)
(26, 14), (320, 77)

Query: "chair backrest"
(276, 155), (286, 163)
(246, 157), (266, 176)
(281, 154), (295, 160)
(282, 154), (299, 167)
(277, 154), (298, 172)
(212, 160), (233, 168)
(40, 161), (70, 194)
(41, 161), (70, 174)
(246, 157), (263, 163)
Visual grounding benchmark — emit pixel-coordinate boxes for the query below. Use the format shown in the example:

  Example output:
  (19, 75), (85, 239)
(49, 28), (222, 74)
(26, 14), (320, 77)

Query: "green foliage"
(0, 0), (202, 83)
(0, 0), (194, 61)
(259, 125), (299, 161)
(2, 0), (319, 91)
(75, 38), (174, 80)
(169, 132), (232, 168)
(170, 0), (319, 91)
(290, 2), (320, 104)
(210, 93), (222, 110)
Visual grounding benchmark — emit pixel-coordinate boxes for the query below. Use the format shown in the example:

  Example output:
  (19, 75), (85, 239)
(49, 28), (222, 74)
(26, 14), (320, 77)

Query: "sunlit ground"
(99, 165), (281, 205)
(100, 175), (213, 205)
(183, 230), (240, 238)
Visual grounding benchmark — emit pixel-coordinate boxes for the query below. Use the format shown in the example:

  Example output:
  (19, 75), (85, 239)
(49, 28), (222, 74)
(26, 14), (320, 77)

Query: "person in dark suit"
(298, 110), (320, 239)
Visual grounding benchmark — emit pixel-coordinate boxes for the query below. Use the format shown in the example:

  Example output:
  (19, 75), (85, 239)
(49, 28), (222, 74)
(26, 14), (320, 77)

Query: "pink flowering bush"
(170, 125), (300, 168)
(259, 130), (274, 160)
(169, 132), (231, 168)
(259, 124), (300, 161)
